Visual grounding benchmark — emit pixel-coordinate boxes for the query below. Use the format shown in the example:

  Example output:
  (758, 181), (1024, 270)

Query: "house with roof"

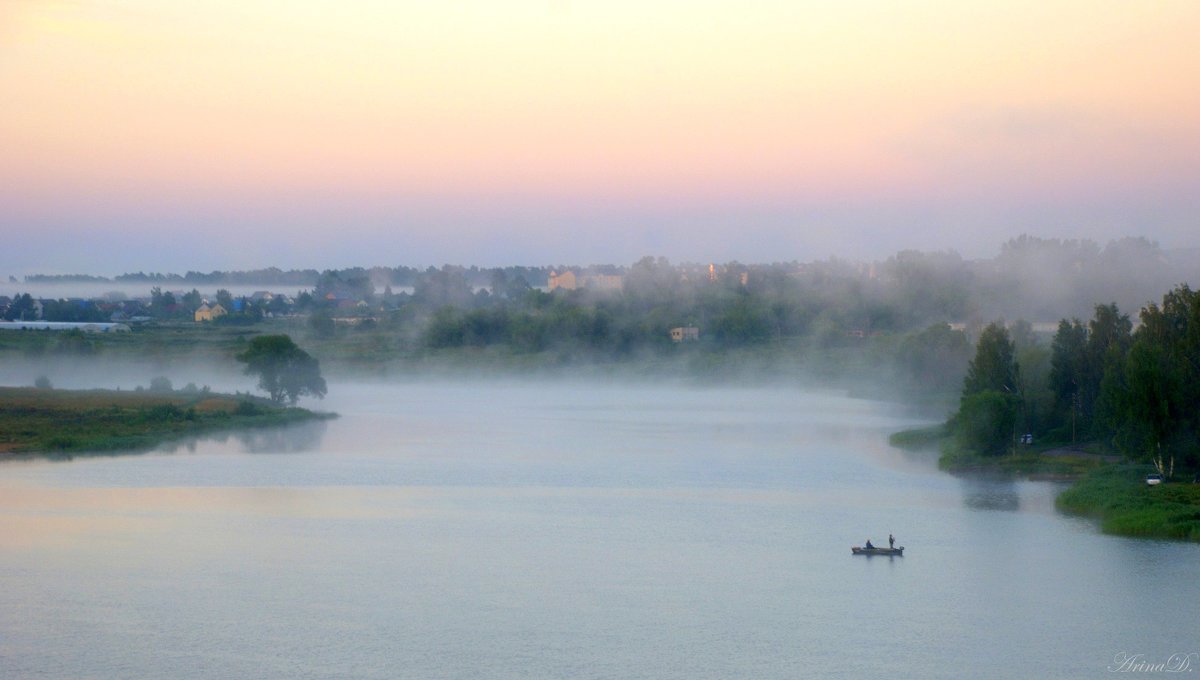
(194, 303), (228, 322)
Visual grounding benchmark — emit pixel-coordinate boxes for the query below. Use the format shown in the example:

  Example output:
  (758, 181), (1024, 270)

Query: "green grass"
(891, 424), (1200, 542)
(0, 387), (334, 457)
(905, 426), (1097, 477)
(937, 447), (1103, 478)
(888, 425), (947, 450)
(889, 424), (1110, 478)
(1056, 465), (1200, 541)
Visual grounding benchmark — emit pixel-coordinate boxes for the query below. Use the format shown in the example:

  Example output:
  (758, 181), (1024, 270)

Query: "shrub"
(145, 404), (183, 421)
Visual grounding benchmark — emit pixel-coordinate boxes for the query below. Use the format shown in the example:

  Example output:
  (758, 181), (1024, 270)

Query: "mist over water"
(1, 380), (1195, 679)
(6, 0), (1199, 673)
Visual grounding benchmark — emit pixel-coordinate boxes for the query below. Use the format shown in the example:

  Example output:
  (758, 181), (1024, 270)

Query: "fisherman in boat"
(865, 539), (874, 549)
(888, 534), (895, 549)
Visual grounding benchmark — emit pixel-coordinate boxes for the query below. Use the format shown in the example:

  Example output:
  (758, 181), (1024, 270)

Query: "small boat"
(852, 546), (904, 556)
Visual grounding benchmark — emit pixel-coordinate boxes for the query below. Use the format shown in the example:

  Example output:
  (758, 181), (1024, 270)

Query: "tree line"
(13, 237), (1200, 341)
(24, 265), (556, 288)
(949, 284), (1200, 476)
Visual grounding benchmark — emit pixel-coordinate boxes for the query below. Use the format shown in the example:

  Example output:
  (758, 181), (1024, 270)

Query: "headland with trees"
(897, 283), (1200, 541)
(0, 383), (333, 457)
(0, 333), (331, 458)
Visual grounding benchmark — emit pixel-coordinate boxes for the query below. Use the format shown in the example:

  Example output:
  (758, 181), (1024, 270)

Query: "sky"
(2, 0), (1198, 276)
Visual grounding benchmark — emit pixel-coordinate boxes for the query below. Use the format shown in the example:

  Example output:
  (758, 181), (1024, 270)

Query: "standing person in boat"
(865, 539), (874, 549)
(888, 534), (895, 549)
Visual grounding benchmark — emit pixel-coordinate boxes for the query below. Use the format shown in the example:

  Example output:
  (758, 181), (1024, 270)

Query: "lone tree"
(236, 334), (327, 405)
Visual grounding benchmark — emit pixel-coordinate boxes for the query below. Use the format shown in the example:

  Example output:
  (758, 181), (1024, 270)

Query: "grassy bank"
(1056, 465), (1200, 542)
(887, 424), (946, 450)
(890, 425), (1200, 541)
(935, 445), (1108, 479)
(0, 386), (334, 457)
(889, 425), (1102, 478)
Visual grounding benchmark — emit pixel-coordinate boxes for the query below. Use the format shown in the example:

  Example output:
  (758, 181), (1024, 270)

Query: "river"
(1, 381), (1196, 679)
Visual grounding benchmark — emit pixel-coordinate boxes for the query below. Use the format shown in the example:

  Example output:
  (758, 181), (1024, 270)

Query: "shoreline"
(889, 425), (1200, 542)
(0, 386), (335, 458)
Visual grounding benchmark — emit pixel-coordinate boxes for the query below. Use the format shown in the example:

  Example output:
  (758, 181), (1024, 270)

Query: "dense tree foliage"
(950, 286), (1199, 473)
(1049, 318), (1088, 436)
(1047, 303), (1133, 442)
(962, 323), (1019, 397)
(951, 323), (1021, 456)
(3, 294), (39, 321)
(236, 335), (327, 405)
(952, 390), (1019, 457)
(1115, 286), (1200, 475)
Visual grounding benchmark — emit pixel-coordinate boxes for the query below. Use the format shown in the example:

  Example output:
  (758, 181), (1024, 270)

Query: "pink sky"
(2, 1), (1198, 274)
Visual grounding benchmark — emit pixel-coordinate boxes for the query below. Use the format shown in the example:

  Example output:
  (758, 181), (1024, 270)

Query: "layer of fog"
(0, 283), (416, 302)
(0, 355), (255, 396)
(0, 345), (954, 425)
(9, 237), (1199, 325)
(4, 236), (1196, 425)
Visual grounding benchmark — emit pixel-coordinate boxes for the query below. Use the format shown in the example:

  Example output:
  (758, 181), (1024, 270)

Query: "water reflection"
(2, 382), (1198, 680)
(4, 419), (329, 464)
(959, 476), (1020, 512)
(161, 419), (328, 454)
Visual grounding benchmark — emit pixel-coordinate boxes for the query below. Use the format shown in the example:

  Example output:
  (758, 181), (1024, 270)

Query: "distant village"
(0, 262), (737, 341)
(3, 237), (1196, 345)
(0, 260), (870, 344)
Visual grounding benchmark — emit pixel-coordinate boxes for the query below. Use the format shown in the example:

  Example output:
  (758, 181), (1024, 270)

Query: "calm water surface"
(1, 382), (1196, 679)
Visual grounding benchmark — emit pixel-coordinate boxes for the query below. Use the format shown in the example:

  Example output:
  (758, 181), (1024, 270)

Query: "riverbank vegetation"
(887, 279), (1200, 540)
(888, 426), (1108, 478)
(939, 284), (1200, 479)
(1056, 466), (1200, 541)
(0, 386), (333, 457)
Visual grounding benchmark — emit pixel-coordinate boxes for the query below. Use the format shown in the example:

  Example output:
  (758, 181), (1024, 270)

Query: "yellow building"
(549, 270), (623, 292)
(194, 303), (228, 322)
(548, 271), (577, 291)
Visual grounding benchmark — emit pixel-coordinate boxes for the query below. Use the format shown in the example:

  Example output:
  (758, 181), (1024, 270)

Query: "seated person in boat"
(865, 539), (874, 549)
